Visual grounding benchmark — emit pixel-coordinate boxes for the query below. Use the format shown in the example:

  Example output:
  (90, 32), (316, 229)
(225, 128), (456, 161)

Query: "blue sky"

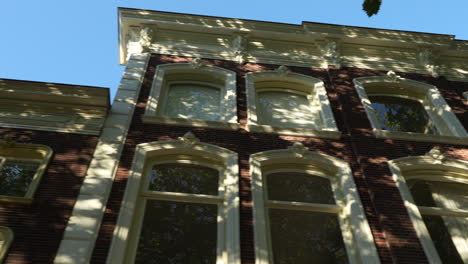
(1, 0), (466, 100)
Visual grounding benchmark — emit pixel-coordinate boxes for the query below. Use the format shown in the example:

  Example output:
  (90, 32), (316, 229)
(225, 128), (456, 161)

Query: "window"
(246, 66), (339, 139)
(250, 142), (380, 264)
(107, 132), (240, 264)
(0, 227), (13, 263)
(389, 149), (468, 263)
(354, 71), (468, 144)
(0, 142), (52, 203)
(143, 61), (238, 130)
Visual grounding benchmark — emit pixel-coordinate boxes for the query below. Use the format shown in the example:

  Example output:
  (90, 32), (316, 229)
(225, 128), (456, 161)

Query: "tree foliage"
(362, 0), (382, 17)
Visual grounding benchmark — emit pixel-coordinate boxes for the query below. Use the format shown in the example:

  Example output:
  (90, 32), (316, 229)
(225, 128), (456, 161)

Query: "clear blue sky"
(1, 0), (466, 100)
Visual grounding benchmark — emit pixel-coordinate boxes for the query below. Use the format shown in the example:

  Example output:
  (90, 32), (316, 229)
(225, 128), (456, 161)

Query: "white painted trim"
(245, 70), (340, 138)
(389, 153), (468, 264)
(107, 136), (240, 264)
(250, 144), (380, 264)
(54, 53), (150, 264)
(144, 62), (238, 129)
(353, 75), (468, 143)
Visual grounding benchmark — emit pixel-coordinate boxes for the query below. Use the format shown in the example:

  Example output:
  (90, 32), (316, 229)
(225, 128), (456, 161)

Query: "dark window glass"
(149, 164), (219, 195)
(0, 159), (40, 197)
(370, 96), (435, 134)
(136, 200), (218, 264)
(409, 181), (437, 207)
(422, 215), (464, 264)
(269, 209), (348, 264)
(267, 172), (335, 204)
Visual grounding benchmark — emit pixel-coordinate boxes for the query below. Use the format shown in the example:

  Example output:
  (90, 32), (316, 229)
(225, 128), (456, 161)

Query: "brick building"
(1, 7), (468, 264)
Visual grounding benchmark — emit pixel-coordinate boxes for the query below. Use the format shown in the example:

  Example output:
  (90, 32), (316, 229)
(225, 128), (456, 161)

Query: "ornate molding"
(321, 40), (341, 68)
(418, 48), (440, 78)
(287, 142), (308, 158)
(189, 57), (207, 69)
(425, 147), (446, 162)
(275, 65), (290, 76)
(385, 70), (401, 82)
(232, 33), (248, 64)
(177, 131), (200, 147)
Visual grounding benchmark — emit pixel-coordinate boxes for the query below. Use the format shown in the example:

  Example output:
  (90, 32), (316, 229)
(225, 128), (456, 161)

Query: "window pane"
(149, 164), (219, 195)
(257, 91), (317, 129)
(269, 209), (348, 264)
(409, 181), (437, 207)
(422, 215), (464, 264)
(164, 83), (221, 121)
(370, 96), (435, 134)
(0, 159), (40, 197)
(136, 200), (218, 264)
(267, 172), (335, 204)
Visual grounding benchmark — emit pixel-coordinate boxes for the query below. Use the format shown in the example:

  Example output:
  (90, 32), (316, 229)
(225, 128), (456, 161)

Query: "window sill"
(0, 195), (33, 204)
(142, 115), (240, 131)
(247, 123), (341, 139)
(374, 129), (468, 145)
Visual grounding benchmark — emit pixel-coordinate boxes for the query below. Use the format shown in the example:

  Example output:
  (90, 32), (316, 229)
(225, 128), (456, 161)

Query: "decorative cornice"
(425, 147), (446, 162)
(287, 142), (308, 158)
(118, 8), (468, 81)
(177, 131), (200, 147)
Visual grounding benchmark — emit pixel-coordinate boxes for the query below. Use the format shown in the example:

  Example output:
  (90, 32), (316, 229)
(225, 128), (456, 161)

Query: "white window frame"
(389, 150), (468, 264)
(0, 143), (53, 204)
(107, 132), (240, 264)
(0, 226), (13, 264)
(142, 62), (239, 130)
(250, 142), (380, 264)
(246, 68), (340, 139)
(354, 73), (468, 145)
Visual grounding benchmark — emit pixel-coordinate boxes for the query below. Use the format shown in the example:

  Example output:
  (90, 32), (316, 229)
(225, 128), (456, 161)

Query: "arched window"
(0, 226), (13, 263)
(143, 61), (238, 130)
(0, 141), (53, 203)
(354, 72), (468, 144)
(250, 143), (380, 264)
(246, 66), (339, 139)
(389, 149), (468, 263)
(107, 132), (240, 264)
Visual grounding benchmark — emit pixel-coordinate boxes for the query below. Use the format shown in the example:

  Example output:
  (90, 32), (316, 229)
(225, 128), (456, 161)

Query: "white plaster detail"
(232, 33), (248, 64)
(322, 40), (341, 68)
(287, 142), (308, 158)
(275, 65), (290, 76)
(139, 26), (154, 50)
(418, 48), (440, 78)
(189, 57), (207, 69)
(54, 53), (150, 264)
(177, 131), (200, 147)
(386, 70), (401, 83)
(425, 147), (445, 161)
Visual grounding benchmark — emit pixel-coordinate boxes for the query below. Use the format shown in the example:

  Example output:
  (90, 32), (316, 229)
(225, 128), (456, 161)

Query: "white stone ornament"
(139, 26), (153, 49)
(288, 142), (308, 158)
(418, 48), (440, 78)
(386, 71), (401, 82)
(232, 33), (248, 64)
(426, 147), (445, 162)
(178, 131), (200, 147)
(190, 57), (207, 69)
(322, 40), (341, 68)
(275, 65), (290, 77)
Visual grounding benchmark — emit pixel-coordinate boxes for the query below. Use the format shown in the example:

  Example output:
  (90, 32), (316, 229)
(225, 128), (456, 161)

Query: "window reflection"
(0, 159), (40, 197)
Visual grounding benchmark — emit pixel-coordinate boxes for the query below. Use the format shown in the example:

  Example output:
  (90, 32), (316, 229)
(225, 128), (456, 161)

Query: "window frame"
(246, 68), (340, 139)
(389, 151), (468, 264)
(142, 62), (239, 130)
(354, 73), (468, 145)
(107, 133), (240, 264)
(250, 143), (381, 264)
(0, 226), (13, 264)
(0, 143), (53, 203)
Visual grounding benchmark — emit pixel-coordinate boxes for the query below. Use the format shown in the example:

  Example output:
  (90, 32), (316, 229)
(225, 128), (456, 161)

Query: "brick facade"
(90, 54), (468, 263)
(0, 128), (99, 264)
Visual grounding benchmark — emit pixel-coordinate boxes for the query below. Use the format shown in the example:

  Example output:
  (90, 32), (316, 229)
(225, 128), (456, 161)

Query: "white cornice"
(118, 8), (468, 81)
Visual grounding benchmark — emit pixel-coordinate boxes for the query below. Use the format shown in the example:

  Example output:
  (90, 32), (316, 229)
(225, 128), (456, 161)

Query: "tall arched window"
(250, 143), (380, 264)
(143, 61), (238, 130)
(389, 149), (468, 263)
(107, 132), (240, 264)
(246, 66), (339, 139)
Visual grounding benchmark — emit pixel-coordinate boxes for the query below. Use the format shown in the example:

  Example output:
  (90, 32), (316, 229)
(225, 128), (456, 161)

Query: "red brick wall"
(0, 128), (98, 264)
(91, 54), (468, 264)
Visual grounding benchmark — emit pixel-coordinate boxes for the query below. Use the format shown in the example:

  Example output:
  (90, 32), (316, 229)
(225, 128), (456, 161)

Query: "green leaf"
(362, 0), (382, 17)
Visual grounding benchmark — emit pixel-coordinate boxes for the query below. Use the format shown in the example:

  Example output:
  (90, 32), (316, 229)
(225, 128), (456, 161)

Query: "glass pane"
(135, 200), (218, 264)
(257, 91), (318, 129)
(422, 215), (464, 264)
(0, 159), (40, 196)
(267, 172), (335, 204)
(269, 209), (348, 264)
(149, 164), (219, 195)
(409, 181), (437, 207)
(370, 96), (436, 134)
(164, 83), (221, 121)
